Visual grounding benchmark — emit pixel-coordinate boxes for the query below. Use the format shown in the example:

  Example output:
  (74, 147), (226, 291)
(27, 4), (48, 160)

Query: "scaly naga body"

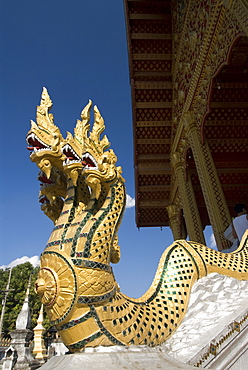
(27, 88), (248, 352)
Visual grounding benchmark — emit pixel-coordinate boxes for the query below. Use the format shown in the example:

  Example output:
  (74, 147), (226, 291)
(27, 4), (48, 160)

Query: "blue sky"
(0, 1), (214, 297)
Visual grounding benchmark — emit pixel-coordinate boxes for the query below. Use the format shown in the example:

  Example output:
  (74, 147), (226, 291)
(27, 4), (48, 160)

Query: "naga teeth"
(30, 133), (35, 142)
(63, 144), (80, 159)
(82, 152), (98, 169)
(63, 158), (81, 166)
(34, 147), (50, 152)
(63, 144), (71, 152)
(26, 132), (51, 152)
(26, 132), (36, 144)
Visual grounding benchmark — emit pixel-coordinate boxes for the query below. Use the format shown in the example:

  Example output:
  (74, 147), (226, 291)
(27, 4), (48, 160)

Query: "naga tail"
(191, 231), (248, 280)
(64, 233), (247, 349)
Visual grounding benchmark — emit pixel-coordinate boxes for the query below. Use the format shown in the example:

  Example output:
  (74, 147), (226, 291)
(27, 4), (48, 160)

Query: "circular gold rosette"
(35, 251), (77, 324)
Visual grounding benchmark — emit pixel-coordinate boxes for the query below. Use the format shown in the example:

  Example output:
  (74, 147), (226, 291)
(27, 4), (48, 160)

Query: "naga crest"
(27, 87), (64, 177)
(27, 89), (248, 352)
(26, 88), (67, 222)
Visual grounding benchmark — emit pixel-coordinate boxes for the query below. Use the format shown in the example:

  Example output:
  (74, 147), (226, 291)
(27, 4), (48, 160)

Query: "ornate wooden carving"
(124, 0), (248, 249)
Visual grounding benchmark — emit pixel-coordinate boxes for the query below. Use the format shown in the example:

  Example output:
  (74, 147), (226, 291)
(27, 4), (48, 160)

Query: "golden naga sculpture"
(26, 88), (248, 352)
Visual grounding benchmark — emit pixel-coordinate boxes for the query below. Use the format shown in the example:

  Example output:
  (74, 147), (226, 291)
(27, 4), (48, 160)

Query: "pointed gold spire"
(33, 304), (47, 362)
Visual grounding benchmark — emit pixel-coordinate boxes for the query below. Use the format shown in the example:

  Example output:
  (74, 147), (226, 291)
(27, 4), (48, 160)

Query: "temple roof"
(124, 0), (248, 229)
(124, 0), (173, 227)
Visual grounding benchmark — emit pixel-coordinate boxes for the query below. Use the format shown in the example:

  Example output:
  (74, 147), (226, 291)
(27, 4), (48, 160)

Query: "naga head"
(26, 87), (64, 179)
(81, 104), (122, 200)
(82, 104), (119, 183)
(61, 100), (124, 201)
(27, 88), (67, 222)
(61, 99), (92, 186)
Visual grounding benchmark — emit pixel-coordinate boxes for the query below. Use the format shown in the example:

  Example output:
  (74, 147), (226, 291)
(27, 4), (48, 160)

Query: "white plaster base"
(161, 273), (248, 366)
(39, 346), (195, 370)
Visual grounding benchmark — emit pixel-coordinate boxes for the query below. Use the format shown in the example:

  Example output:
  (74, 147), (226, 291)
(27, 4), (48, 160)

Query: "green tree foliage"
(0, 262), (50, 338)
